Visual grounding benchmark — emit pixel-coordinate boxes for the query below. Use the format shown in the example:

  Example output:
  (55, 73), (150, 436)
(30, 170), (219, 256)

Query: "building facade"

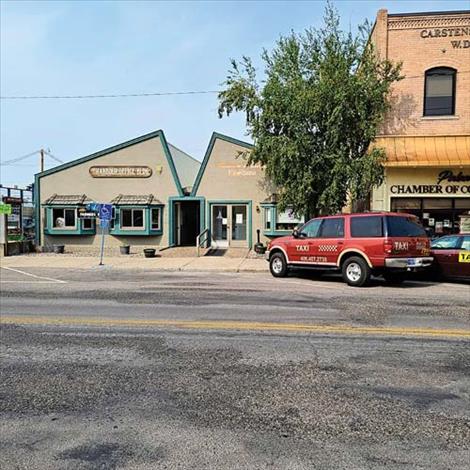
(35, 9), (470, 251)
(35, 131), (303, 253)
(370, 9), (470, 235)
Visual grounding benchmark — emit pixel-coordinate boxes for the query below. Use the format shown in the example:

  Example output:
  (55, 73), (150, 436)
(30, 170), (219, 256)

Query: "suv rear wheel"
(342, 256), (371, 287)
(269, 252), (288, 278)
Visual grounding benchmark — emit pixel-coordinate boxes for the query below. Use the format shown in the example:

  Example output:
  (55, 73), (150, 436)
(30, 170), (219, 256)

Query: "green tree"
(218, 3), (402, 217)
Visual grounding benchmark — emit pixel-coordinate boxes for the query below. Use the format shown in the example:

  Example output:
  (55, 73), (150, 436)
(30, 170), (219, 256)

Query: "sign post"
(85, 203), (113, 266)
(99, 219), (109, 266)
(97, 204), (113, 266)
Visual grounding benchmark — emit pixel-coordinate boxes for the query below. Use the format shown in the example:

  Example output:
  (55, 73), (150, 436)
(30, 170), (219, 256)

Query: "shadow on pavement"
(288, 269), (441, 288)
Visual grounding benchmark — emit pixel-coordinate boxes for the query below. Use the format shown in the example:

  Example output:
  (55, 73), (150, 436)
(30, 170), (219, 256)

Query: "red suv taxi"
(266, 212), (432, 287)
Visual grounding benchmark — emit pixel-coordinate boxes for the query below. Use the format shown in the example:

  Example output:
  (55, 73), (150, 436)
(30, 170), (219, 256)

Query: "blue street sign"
(86, 202), (100, 213)
(99, 204), (113, 221)
(100, 218), (110, 229)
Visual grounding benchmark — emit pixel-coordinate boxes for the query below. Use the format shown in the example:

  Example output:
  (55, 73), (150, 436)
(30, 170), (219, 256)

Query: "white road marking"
(0, 281), (65, 284)
(0, 266), (67, 284)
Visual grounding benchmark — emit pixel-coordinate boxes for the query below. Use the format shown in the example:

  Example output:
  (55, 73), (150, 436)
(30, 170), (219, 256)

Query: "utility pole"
(40, 149), (45, 172)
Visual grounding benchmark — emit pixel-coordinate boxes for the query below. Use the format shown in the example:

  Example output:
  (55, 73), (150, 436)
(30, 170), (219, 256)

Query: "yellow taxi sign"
(458, 251), (470, 263)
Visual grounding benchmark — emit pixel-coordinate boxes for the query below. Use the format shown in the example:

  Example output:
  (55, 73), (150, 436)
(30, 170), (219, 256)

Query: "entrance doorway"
(174, 201), (200, 246)
(211, 204), (248, 248)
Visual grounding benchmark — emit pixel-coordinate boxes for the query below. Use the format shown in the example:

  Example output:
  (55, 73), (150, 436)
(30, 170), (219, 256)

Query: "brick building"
(370, 9), (470, 235)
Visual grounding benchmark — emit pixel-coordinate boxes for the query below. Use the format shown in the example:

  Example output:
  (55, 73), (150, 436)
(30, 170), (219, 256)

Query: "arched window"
(424, 67), (456, 116)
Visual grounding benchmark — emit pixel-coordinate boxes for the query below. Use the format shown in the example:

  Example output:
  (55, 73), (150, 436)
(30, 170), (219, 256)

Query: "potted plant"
(143, 248), (156, 258)
(53, 244), (65, 254)
(120, 244), (130, 255)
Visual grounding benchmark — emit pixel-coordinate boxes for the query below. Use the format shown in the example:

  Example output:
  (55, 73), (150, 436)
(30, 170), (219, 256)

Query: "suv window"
(431, 236), (461, 250)
(299, 219), (322, 238)
(319, 218), (344, 238)
(351, 216), (383, 238)
(386, 216), (426, 237)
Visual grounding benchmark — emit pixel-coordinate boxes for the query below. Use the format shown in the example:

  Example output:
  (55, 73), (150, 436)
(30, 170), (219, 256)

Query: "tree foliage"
(218, 3), (402, 217)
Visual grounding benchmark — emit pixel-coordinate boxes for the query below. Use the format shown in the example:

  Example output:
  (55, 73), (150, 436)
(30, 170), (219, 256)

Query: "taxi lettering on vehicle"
(394, 241), (409, 251)
(296, 245), (309, 252)
(266, 212), (434, 287)
(458, 251), (470, 263)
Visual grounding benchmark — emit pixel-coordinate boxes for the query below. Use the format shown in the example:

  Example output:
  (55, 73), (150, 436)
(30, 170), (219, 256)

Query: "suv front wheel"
(342, 256), (371, 287)
(269, 252), (288, 278)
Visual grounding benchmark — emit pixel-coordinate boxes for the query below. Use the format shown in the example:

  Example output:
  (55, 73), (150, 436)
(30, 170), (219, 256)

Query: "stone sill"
(421, 115), (460, 121)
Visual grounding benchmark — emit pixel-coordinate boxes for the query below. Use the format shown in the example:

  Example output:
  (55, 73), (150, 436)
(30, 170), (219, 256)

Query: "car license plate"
(458, 251), (470, 263)
(407, 258), (417, 266)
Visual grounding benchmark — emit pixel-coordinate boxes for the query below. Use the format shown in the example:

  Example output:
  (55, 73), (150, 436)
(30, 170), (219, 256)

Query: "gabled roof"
(35, 129), (184, 197)
(167, 143), (201, 190)
(110, 194), (163, 205)
(191, 132), (253, 196)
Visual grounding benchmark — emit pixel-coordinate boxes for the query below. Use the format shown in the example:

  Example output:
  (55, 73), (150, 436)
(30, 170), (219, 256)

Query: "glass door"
(212, 205), (228, 248)
(230, 205), (247, 247)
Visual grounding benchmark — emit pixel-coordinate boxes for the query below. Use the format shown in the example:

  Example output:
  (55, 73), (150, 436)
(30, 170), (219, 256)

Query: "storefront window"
(391, 197), (470, 236)
(264, 208), (272, 230)
(81, 218), (94, 230)
(52, 208), (76, 229)
(121, 208), (144, 229)
(151, 208), (161, 230)
(422, 198), (452, 209)
(275, 208), (304, 231)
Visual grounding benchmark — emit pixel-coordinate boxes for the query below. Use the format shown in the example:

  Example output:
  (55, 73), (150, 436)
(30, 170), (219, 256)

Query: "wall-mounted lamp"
(256, 205), (260, 213)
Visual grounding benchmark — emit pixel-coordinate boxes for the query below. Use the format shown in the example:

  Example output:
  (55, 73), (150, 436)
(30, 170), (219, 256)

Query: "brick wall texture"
(371, 9), (470, 136)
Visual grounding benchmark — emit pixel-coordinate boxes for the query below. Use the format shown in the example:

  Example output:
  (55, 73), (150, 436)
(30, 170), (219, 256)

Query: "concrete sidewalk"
(0, 254), (267, 273)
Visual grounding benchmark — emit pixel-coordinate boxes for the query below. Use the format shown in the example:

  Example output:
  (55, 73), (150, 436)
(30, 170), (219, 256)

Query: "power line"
(0, 149), (63, 166)
(1, 71), (469, 100)
(0, 150), (41, 165)
(0, 90), (220, 100)
(44, 150), (64, 163)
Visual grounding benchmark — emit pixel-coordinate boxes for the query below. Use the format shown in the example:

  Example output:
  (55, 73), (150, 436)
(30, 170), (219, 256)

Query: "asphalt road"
(1, 266), (469, 469)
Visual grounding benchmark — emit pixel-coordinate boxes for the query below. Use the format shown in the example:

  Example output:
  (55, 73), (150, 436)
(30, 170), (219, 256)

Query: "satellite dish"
(55, 217), (65, 227)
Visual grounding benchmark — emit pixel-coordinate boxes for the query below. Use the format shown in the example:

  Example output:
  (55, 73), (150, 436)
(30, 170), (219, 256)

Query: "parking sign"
(99, 204), (113, 221)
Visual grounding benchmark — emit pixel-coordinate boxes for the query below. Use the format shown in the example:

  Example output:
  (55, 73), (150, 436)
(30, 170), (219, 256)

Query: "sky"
(1, 0), (468, 186)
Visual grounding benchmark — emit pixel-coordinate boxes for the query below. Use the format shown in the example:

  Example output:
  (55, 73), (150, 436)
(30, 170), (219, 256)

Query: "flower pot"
(254, 243), (266, 254)
(143, 248), (156, 258)
(53, 244), (65, 254)
(120, 245), (130, 255)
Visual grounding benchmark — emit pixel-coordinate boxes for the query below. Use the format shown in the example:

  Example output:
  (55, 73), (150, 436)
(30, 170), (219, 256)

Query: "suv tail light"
(384, 239), (393, 255)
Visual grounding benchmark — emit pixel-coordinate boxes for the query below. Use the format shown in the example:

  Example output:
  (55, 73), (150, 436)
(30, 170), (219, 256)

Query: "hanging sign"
(79, 212), (97, 218)
(89, 166), (152, 178)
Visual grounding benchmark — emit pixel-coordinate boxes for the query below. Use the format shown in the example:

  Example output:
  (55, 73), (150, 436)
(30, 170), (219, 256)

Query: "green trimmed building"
(35, 130), (304, 252)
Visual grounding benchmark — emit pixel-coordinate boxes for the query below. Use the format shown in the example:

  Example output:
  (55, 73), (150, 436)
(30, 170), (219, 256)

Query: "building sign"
(215, 162), (261, 177)
(2, 196), (22, 204)
(390, 170), (470, 195)
(89, 166), (152, 178)
(420, 27), (470, 49)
